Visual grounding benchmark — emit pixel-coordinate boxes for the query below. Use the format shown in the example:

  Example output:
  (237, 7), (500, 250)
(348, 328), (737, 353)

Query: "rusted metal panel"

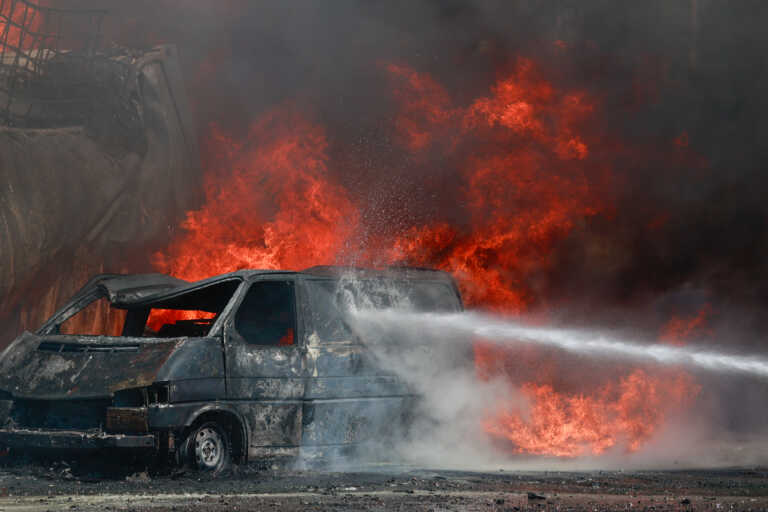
(0, 428), (155, 449)
(9, 398), (110, 430)
(0, 334), (182, 399)
(304, 339), (384, 378)
(98, 274), (189, 305)
(239, 402), (302, 448)
(224, 341), (305, 382)
(169, 378), (225, 403)
(0, 336), (223, 401)
(147, 402), (209, 429)
(304, 375), (408, 399)
(156, 337), (225, 381)
(106, 407), (149, 433)
(227, 378), (305, 400)
(301, 397), (407, 446)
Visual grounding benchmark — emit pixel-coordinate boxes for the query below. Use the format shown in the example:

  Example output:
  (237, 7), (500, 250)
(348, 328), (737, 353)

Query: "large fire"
(154, 55), (701, 457)
(474, 314), (704, 457)
(153, 109), (358, 280)
(480, 365), (698, 457)
(382, 58), (602, 311)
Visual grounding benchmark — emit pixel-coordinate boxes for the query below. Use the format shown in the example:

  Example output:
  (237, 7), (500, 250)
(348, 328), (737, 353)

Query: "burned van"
(0, 266), (462, 472)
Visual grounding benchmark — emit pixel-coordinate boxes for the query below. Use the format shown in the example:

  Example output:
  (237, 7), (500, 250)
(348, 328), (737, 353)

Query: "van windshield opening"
(57, 297), (127, 336)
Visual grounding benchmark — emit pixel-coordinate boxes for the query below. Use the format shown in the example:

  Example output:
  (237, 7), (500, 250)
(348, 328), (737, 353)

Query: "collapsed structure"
(0, 0), (202, 345)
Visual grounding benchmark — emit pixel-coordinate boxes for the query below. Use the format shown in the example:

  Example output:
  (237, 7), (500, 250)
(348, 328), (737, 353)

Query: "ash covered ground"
(0, 459), (767, 511)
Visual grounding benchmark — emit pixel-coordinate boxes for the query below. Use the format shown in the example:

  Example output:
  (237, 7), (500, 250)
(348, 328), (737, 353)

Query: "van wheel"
(179, 421), (231, 474)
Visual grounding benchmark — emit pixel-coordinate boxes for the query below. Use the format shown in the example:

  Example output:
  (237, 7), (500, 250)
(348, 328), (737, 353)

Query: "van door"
(298, 278), (412, 453)
(223, 277), (304, 451)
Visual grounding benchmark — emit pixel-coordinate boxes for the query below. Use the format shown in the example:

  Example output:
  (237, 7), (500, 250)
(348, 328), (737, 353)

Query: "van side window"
(135, 280), (240, 338)
(235, 281), (296, 346)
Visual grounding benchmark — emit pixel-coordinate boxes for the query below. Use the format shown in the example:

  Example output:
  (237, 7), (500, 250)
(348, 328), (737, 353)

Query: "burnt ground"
(0, 456), (766, 511)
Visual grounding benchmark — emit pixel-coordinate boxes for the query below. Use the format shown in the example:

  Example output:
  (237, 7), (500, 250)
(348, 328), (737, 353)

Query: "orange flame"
(146, 309), (216, 333)
(482, 367), (699, 457)
(153, 109), (359, 281)
(384, 58), (601, 311)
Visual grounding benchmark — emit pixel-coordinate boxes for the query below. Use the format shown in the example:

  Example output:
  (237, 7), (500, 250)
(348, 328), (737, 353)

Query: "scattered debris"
(126, 471), (150, 483)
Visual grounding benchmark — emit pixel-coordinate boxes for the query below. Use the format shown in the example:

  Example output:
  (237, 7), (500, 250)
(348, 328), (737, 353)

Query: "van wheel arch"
(181, 408), (248, 466)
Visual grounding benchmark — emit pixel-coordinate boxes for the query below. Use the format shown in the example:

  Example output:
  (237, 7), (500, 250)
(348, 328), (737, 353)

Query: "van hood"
(0, 332), (183, 400)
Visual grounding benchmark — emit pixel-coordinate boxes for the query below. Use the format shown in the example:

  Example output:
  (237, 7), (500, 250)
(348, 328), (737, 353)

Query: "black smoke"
(47, 0), (768, 337)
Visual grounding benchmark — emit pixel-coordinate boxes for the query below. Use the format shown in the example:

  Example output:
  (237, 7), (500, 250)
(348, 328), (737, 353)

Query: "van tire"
(178, 420), (231, 475)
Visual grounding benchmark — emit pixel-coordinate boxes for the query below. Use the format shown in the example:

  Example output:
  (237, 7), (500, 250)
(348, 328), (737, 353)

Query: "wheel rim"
(193, 426), (225, 470)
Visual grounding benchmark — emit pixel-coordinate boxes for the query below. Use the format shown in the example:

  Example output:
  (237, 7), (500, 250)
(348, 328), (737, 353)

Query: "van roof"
(86, 266), (458, 307)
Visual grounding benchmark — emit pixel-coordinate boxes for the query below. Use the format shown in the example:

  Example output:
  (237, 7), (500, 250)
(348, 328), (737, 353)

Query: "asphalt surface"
(0, 456), (767, 511)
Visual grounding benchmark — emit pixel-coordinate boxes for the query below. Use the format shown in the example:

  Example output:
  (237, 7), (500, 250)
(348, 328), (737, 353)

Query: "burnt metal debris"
(0, 266), (463, 472)
(0, 0), (147, 139)
(0, 0), (108, 127)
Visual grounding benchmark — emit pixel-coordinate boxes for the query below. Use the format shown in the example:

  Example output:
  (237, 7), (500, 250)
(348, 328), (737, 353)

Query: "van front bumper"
(0, 427), (155, 450)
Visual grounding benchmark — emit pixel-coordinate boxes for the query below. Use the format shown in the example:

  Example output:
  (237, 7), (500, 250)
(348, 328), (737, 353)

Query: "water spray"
(351, 309), (768, 378)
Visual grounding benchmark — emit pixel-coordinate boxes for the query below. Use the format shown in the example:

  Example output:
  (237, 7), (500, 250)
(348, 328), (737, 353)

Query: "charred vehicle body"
(0, 266), (462, 471)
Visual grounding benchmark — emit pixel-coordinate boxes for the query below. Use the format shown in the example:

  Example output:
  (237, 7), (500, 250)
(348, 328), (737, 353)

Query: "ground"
(0, 457), (767, 511)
